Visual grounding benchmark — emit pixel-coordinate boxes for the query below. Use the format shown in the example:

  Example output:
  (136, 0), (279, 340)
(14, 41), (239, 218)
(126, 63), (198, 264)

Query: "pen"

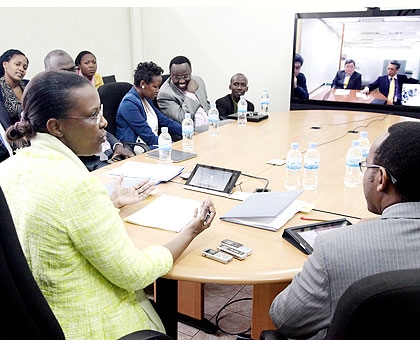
(300, 217), (329, 222)
(204, 211), (211, 225)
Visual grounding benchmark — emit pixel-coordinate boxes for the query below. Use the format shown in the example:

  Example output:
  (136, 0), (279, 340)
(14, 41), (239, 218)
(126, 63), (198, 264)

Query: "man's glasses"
(172, 74), (191, 81)
(359, 161), (397, 184)
(65, 105), (103, 125)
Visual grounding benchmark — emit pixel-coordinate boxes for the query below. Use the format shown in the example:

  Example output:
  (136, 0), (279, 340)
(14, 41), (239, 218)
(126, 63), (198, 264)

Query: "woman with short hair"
(116, 61), (182, 152)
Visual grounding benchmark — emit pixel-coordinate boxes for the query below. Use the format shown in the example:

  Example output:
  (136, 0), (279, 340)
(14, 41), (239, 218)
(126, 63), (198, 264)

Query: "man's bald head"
(44, 50), (77, 72)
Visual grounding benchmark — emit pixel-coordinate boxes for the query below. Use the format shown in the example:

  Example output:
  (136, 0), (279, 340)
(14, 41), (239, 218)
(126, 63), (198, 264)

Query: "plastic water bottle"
(182, 113), (194, 151)
(285, 143), (302, 190)
(158, 127), (172, 164)
(344, 140), (362, 188)
(303, 143), (320, 190)
(208, 104), (219, 137)
(260, 89), (270, 115)
(358, 131), (370, 159)
(237, 96), (247, 126)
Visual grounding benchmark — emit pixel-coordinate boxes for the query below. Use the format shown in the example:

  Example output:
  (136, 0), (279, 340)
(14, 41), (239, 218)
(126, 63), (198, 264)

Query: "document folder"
(220, 191), (303, 231)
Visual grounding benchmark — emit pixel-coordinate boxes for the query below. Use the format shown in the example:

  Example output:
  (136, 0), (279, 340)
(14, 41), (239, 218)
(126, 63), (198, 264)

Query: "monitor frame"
(290, 7), (420, 118)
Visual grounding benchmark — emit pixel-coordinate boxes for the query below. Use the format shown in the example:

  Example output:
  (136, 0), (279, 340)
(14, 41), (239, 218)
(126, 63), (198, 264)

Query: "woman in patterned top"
(0, 49), (29, 125)
(0, 70), (215, 340)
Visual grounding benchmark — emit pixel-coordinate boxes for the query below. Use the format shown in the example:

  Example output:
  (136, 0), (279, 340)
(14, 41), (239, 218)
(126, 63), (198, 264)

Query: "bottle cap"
(360, 131), (368, 138)
(161, 127), (168, 133)
(263, 89), (269, 92)
(352, 140), (360, 147)
(211, 104), (216, 108)
(185, 113), (191, 119)
(240, 95), (245, 100)
(309, 142), (317, 149)
(291, 142), (299, 150)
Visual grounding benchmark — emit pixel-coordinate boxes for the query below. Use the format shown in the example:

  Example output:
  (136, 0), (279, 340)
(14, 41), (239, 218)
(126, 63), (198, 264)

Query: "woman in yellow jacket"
(0, 70), (215, 340)
(75, 50), (104, 88)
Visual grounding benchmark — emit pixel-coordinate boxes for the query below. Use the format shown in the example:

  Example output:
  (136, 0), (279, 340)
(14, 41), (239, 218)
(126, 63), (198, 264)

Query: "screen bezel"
(184, 163), (241, 194)
(291, 8), (420, 118)
(284, 218), (352, 254)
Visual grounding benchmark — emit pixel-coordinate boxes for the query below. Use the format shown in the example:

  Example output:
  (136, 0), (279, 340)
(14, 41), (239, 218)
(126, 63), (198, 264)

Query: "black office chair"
(0, 186), (171, 340)
(102, 75), (117, 84)
(260, 268), (420, 340)
(98, 82), (149, 153)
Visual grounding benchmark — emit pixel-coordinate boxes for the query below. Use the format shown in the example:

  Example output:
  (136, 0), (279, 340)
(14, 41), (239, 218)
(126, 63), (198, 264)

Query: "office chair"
(98, 82), (150, 154)
(260, 268), (420, 340)
(102, 74), (117, 84)
(0, 186), (171, 340)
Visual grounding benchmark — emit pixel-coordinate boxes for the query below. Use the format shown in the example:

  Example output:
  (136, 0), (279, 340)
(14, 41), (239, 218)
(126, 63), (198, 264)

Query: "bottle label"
(182, 126), (194, 134)
(361, 148), (369, 158)
(346, 158), (360, 167)
(238, 108), (247, 113)
(304, 163), (319, 170)
(286, 162), (302, 170)
(159, 142), (172, 152)
(208, 117), (219, 123)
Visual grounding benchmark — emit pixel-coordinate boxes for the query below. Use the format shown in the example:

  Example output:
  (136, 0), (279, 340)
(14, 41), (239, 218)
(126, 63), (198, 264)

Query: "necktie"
(388, 77), (395, 103)
(343, 75), (350, 89)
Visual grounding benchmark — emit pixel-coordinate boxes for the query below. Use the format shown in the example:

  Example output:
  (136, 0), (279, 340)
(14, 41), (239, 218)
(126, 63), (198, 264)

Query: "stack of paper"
(220, 191), (303, 231)
(124, 194), (202, 232)
(104, 161), (183, 182)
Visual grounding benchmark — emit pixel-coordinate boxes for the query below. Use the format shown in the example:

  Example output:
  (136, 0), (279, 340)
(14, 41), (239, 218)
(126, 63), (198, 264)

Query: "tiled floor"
(178, 283), (253, 340)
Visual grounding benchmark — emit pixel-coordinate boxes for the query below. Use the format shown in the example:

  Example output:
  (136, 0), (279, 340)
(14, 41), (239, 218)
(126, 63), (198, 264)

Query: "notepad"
(104, 161), (183, 182)
(124, 194), (202, 232)
(220, 191), (303, 231)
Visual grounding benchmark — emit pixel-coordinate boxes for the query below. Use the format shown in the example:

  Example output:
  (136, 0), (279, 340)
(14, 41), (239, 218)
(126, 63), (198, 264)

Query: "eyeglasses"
(64, 105), (103, 125)
(172, 74), (191, 81)
(359, 161), (397, 184)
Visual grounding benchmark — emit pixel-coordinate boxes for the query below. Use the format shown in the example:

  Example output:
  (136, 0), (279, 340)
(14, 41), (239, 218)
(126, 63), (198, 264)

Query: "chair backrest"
(103, 75), (117, 84)
(98, 82), (132, 136)
(326, 268), (420, 340)
(0, 186), (65, 340)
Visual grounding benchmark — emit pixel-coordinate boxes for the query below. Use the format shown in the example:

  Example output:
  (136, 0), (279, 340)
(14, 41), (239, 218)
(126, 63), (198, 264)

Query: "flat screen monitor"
(291, 8), (420, 118)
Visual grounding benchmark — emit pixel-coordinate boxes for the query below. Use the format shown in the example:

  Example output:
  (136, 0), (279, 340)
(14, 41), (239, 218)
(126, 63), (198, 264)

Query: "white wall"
(0, 8), (133, 82)
(1, 3), (418, 112)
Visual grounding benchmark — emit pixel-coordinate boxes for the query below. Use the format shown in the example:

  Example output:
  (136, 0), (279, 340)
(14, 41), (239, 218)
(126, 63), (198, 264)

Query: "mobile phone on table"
(220, 239), (252, 256)
(217, 244), (247, 260)
(202, 248), (233, 264)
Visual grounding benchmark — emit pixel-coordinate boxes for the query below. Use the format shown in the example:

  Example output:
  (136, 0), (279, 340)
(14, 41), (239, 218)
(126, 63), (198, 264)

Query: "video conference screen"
(291, 8), (420, 117)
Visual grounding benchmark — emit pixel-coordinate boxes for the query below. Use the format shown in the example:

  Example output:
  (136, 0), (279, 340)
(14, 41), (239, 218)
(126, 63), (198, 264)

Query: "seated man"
(215, 73), (254, 120)
(293, 53), (309, 99)
(361, 60), (418, 105)
(270, 121), (420, 339)
(331, 59), (362, 90)
(44, 50), (134, 171)
(157, 56), (210, 127)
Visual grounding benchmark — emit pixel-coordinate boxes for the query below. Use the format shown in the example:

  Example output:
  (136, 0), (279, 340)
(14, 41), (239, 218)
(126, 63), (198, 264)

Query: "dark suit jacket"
(368, 74), (417, 104)
(293, 73), (309, 99)
(0, 102), (12, 163)
(331, 70), (362, 90)
(215, 94), (255, 120)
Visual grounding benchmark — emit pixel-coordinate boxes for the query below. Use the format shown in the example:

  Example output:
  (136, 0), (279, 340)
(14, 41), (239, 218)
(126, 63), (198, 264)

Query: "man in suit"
(293, 53), (309, 99)
(362, 60), (417, 105)
(331, 59), (362, 90)
(44, 50), (134, 171)
(157, 56), (210, 127)
(215, 73), (254, 120)
(270, 121), (420, 339)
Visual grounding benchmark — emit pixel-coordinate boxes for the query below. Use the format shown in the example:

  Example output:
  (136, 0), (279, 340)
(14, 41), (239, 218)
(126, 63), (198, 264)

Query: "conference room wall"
(0, 8), (133, 82)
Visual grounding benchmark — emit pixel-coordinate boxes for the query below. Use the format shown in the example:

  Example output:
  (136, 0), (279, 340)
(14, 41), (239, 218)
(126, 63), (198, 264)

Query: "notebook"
(227, 112), (269, 122)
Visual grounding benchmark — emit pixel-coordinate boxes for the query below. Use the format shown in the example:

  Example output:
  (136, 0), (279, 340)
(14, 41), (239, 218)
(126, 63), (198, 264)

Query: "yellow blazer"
(0, 133), (173, 340)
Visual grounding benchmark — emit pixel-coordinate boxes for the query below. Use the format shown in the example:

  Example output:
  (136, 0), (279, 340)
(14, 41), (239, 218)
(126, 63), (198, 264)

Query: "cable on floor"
(214, 297), (252, 336)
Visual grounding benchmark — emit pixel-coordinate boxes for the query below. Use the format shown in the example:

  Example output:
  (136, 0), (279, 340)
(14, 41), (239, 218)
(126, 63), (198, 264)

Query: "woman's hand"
(110, 176), (155, 208)
(184, 197), (216, 236)
(164, 197), (216, 262)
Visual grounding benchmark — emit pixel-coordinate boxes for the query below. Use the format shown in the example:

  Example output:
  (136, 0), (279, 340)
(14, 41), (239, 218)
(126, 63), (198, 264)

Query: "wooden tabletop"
(95, 110), (413, 285)
(311, 88), (387, 104)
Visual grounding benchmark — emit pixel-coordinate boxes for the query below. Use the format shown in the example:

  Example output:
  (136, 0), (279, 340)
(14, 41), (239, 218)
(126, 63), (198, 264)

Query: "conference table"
(95, 109), (413, 339)
(311, 88), (388, 104)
